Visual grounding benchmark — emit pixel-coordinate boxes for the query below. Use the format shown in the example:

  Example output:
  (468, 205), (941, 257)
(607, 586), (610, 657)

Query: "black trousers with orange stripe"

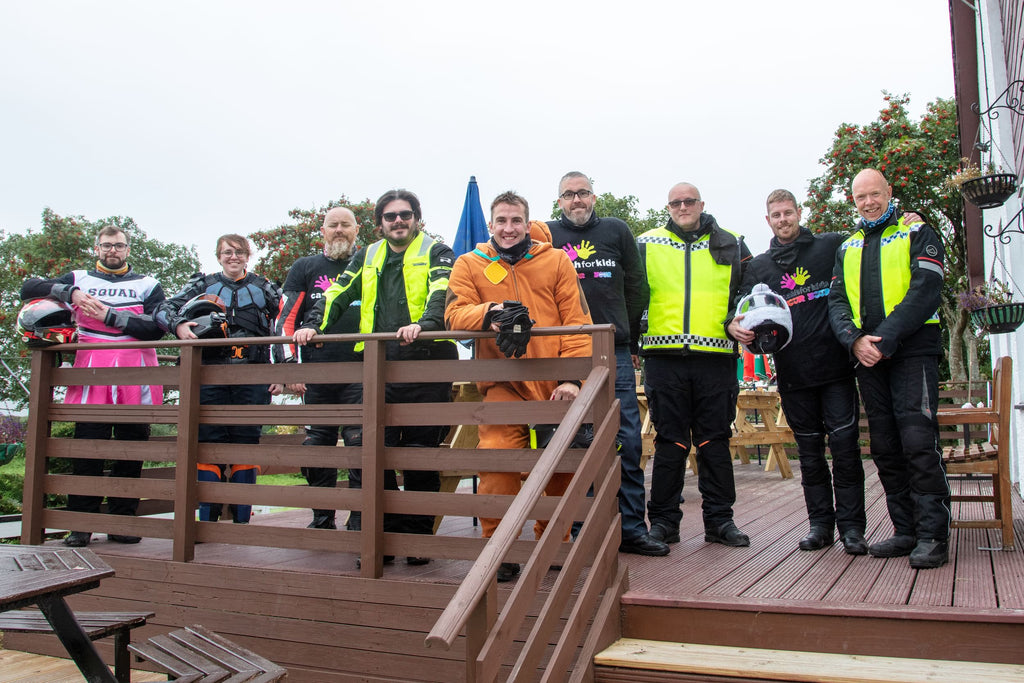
(644, 353), (739, 532)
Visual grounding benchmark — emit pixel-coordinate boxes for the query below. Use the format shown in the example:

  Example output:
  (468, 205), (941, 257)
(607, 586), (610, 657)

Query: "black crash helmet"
(17, 298), (77, 347)
(734, 283), (793, 355)
(179, 294), (229, 339)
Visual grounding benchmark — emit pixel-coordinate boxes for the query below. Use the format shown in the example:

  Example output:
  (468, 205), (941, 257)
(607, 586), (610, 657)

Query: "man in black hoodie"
(547, 172), (667, 557)
(828, 169), (949, 569)
(730, 190), (866, 555)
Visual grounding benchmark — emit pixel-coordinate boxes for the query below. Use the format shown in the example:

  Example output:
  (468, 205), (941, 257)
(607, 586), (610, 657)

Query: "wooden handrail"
(424, 365), (610, 651)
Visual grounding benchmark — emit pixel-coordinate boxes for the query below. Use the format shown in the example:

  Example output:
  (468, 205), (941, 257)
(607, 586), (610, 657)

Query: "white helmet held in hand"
(735, 283), (792, 355)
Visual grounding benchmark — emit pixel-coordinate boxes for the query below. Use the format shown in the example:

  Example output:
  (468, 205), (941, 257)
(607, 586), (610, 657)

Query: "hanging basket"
(970, 302), (1024, 334)
(960, 173), (1018, 209)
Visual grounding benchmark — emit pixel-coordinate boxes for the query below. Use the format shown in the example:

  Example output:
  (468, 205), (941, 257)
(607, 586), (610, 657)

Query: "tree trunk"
(946, 304), (969, 382)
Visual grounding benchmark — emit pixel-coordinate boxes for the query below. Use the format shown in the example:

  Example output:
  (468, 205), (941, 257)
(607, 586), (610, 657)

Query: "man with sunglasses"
(296, 190), (457, 566)
(21, 225), (166, 547)
(546, 172), (667, 557)
(638, 183), (752, 550)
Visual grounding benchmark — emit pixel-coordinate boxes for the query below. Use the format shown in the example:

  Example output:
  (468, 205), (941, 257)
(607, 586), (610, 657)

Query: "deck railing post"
(465, 580), (497, 683)
(22, 349), (57, 545)
(360, 338), (387, 578)
(173, 344), (202, 562)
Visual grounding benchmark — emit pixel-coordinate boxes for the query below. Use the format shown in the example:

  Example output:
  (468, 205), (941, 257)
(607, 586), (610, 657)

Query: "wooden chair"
(937, 356), (1015, 551)
(129, 624), (287, 682)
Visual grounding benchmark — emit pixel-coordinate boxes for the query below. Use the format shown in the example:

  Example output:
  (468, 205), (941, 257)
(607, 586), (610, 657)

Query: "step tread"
(595, 639), (1024, 682)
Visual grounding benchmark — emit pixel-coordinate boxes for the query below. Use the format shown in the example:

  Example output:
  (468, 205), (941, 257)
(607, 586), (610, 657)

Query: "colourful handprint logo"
(562, 244), (578, 260)
(780, 267), (809, 290)
(315, 275), (334, 291)
(575, 240), (596, 260)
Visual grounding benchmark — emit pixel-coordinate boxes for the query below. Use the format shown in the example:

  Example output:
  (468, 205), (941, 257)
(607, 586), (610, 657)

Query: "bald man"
(638, 182), (752, 550)
(828, 168), (950, 569)
(274, 206), (363, 530)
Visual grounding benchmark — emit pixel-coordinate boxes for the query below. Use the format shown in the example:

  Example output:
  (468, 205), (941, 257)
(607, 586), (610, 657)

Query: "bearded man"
(274, 206), (363, 530)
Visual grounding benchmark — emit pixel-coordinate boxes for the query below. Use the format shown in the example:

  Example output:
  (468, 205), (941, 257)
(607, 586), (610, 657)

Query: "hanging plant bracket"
(983, 204), (1024, 244)
(971, 80), (1024, 120)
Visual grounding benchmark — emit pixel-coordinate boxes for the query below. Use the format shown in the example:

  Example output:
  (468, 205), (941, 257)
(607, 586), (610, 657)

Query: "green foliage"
(249, 196), (378, 284)
(0, 454), (25, 514)
(0, 209), (202, 407)
(549, 192), (669, 237)
(805, 93), (978, 380)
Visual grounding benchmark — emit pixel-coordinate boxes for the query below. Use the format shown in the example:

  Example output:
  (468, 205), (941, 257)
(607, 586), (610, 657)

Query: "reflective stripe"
(641, 334), (734, 349)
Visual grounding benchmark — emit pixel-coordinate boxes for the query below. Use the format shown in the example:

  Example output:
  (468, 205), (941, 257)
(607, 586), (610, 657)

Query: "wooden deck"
(4, 459), (1023, 679)
(619, 458), (1024, 667)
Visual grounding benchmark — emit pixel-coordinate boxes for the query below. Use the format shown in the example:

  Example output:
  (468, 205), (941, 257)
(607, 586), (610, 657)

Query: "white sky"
(0, 1), (955, 275)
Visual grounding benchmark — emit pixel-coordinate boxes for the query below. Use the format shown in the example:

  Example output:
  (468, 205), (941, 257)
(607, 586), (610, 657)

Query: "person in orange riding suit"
(445, 190), (592, 582)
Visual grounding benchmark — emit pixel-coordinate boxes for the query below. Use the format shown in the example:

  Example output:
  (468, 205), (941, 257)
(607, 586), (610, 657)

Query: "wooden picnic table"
(0, 544), (119, 683)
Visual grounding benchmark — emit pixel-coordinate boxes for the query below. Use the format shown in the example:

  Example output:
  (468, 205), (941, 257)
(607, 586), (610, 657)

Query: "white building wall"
(978, 0), (1024, 492)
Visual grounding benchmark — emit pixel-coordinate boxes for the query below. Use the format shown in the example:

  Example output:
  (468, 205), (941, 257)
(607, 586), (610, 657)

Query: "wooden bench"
(937, 355), (1015, 551)
(128, 624), (286, 682)
(0, 609), (153, 683)
(594, 639), (1024, 682)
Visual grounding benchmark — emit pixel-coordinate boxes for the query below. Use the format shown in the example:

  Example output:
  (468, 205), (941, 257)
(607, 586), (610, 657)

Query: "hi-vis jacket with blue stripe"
(828, 211), (945, 359)
(637, 214), (751, 356)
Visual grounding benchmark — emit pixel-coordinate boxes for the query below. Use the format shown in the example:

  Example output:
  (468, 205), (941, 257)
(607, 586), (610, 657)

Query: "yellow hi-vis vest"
(638, 227), (736, 354)
(840, 218), (940, 329)
(356, 232), (450, 351)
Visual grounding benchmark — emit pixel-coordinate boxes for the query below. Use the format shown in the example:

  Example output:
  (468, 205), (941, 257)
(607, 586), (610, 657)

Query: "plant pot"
(0, 443), (21, 466)
(960, 173), (1018, 209)
(970, 302), (1024, 334)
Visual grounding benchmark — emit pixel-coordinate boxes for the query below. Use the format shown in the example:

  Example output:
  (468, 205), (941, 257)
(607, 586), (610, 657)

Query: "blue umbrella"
(453, 176), (489, 257)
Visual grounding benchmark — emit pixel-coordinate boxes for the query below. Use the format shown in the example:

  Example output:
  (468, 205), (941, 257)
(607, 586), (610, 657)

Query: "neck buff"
(491, 236), (531, 264)
(863, 201), (895, 229)
(95, 261), (129, 276)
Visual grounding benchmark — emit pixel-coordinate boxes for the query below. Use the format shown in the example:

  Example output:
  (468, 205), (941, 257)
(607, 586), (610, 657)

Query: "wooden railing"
(21, 324), (623, 680)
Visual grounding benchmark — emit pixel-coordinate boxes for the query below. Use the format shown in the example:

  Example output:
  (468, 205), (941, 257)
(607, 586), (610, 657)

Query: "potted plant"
(958, 282), (1024, 334)
(944, 158), (1018, 209)
(0, 415), (26, 466)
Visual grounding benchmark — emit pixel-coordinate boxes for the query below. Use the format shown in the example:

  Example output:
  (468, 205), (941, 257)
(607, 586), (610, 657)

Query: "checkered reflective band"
(637, 236), (710, 252)
(642, 334), (734, 349)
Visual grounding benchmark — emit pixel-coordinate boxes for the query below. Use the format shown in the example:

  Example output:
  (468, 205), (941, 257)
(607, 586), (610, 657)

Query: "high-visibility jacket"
(828, 212), (945, 359)
(638, 218), (747, 355)
(839, 218), (940, 330)
(314, 231), (454, 352)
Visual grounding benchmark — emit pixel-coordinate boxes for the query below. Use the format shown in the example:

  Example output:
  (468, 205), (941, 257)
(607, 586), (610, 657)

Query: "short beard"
(324, 238), (354, 261)
(565, 207), (594, 227)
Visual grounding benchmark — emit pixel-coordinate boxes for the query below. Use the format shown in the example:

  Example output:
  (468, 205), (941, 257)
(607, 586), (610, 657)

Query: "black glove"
(492, 300), (534, 358)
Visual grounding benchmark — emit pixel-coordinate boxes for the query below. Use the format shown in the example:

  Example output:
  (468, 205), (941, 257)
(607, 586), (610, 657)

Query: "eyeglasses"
(97, 242), (128, 252)
(668, 198), (701, 209)
(559, 189), (593, 201)
(219, 250), (248, 258)
(382, 210), (415, 222)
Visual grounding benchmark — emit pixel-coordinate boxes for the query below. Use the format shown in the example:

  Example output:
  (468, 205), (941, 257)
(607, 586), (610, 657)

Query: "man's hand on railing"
(550, 382), (580, 401)
(293, 327), (317, 346)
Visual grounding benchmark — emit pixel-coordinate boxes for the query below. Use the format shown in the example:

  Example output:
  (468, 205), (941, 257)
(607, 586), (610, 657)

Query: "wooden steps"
(594, 639), (1024, 682)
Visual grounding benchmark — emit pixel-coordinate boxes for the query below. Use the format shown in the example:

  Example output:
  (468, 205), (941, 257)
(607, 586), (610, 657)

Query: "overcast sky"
(1, 1), (955, 275)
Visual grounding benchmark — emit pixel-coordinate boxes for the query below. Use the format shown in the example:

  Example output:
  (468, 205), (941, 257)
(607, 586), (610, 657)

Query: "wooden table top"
(0, 545), (114, 612)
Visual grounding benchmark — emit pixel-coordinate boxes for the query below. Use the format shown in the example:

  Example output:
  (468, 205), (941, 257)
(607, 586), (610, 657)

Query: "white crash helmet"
(735, 283), (792, 354)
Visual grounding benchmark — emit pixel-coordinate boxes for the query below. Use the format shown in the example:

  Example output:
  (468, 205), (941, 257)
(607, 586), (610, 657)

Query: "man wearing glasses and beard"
(21, 225), (166, 547)
(296, 190), (457, 566)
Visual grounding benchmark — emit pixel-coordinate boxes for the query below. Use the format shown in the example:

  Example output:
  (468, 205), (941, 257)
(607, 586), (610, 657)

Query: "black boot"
(308, 511), (337, 529)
